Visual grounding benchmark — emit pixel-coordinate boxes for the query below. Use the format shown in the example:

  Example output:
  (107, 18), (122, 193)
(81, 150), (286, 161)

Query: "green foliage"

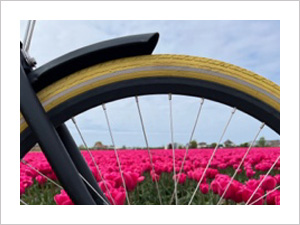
(20, 180), (60, 205)
(256, 137), (268, 147)
(239, 142), (249, 147)
(189, 140), (198, 149)
(209, 142), (217, 148)
(224, 139), (234, 148)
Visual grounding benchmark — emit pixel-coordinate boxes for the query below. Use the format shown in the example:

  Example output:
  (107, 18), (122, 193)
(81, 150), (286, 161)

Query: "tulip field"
(20, 147), (280, 205)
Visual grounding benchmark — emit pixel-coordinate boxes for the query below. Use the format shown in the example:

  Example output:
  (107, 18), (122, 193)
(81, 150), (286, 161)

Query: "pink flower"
(274, 195), (280, 205)
(242, 186), (264, 205)
(217, 180), (237, 200)
(233, 187), (244, 203)
(36, 175), (47, 185)
(137, 176), (145, 183)
(21, 176), (33, 188)
(218, 163), (227, 169)
(54, 190), (74, 205)
(90, 166), (101, 182)
(20, 184), (25, 195)
(98, 181), (113, 192)
(200, 183), (209, 194)
(246, 169), (255, 178)
(187, 171), (194, 179)
(114, 191), (126, 205)
(206, 168), (219, 179)
(150, 171), (160, 182)
(106, 188), (126, 205)
(25, 168), (37, 177)
(260, 175), (277, 191)
(192, 169), (206, 183)
(274, 174), (280, 185)
(246, 179), (260, 190)
(266, 190), (280, 205)
(173, 173), (187, 184)
(210, 180), (219, 194)
(47, 172), (57, 181)
(255, 162), (272, 171)
(38, 163), (53, 174)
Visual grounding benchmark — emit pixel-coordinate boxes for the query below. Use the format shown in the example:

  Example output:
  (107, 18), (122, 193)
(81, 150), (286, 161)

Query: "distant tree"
(94, 141), (103, 145)
(94, 141), (103, 149)
(122, 145), (127, 149)
(224, 139), (234, 148)
(239, 142), (249, 147)
(78, 144), (87, 150)
(167, 143), (173, 149)
(189, 140), (198, 149)
(209, 142), (217, 148)
(257, 137), (268, 147)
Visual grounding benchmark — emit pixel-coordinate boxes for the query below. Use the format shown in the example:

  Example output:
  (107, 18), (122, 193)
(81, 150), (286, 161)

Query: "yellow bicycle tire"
(20, 54), (280, 134)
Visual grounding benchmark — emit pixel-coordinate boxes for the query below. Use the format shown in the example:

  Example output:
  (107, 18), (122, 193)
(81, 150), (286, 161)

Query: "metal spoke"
(71, 117), (116, 205)
(23, 20), (36, 52)
(188, 107), (237, 205)
(135, 96), (162, 205)
(217, 122), (265, 204)
(249, 185), (280, 205)
(22, 159), (111, 205)
(20, 199), (28, 205)
(169, 98), (204, 204)
(21, 159), (63, 189)
(79, 173), (109, 205)
(102, 104), (131, 205)
(245, 155), (280, 205)
(169, 94), (178, 205)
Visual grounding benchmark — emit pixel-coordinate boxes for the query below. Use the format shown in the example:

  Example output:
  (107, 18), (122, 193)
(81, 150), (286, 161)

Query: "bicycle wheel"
(20, 54), (279, 153)
(20, 54), (280, 205)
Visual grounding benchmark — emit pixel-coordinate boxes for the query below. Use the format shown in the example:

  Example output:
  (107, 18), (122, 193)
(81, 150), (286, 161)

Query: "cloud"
(21, 20), (280, 147)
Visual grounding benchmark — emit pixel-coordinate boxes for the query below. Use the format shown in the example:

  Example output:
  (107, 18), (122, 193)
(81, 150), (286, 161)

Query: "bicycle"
(20, 20), (280, 205)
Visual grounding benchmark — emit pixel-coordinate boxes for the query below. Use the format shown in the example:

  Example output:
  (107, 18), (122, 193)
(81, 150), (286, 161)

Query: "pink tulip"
(173, 173), (187, 184)
(274, 174), (280, 185)
(114, 191), (126, 205)
(54, 190), (73, 205)
(246, 169), (255, 178)
(36, 175), (47, 185)
(266, 190), (280, 205)
(233, 187), (244, 203)
(20, 184), (25, 195)
(25, 168), (37, 177)
(20, 147), (280, 205)
(210, 180), (219, 194)
(274, 195), (280, 205)
(137, 176), (145, 182)
(242, 186), (264, 205)
(259, 175), (277, 191)
(98, 181), (113, 192)
(206, 168), (219, 179)
(200, 183), (209, 194)
(150, 171), (160, 182)
(246, 179), (260, 190)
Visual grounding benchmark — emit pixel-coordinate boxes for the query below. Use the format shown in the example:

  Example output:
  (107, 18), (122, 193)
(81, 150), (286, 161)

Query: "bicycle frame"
(20, 33), (159, 205)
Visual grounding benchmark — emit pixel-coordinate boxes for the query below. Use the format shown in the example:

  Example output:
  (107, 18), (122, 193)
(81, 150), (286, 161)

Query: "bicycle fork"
(20, 50), (108, 205)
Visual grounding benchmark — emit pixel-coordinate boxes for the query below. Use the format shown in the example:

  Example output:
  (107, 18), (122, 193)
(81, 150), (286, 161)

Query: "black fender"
(27, 33), (159, 92)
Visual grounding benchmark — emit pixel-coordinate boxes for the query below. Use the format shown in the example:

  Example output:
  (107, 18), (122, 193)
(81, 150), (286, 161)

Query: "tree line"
(78, 137), (272, 150)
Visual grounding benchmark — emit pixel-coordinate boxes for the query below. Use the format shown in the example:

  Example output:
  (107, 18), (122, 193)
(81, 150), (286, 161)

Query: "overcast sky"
(20, 20), (280, 148)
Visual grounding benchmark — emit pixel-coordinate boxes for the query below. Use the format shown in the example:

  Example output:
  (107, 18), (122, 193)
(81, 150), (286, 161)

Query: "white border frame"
(1, 1), (299, 224)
